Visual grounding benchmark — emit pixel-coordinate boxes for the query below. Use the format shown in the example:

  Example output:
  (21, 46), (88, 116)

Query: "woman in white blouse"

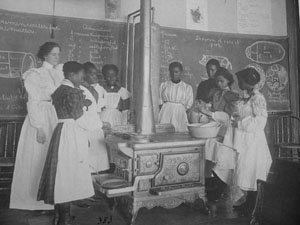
(10, 42), (63, 210)
(158, 61), (193, 132)
(232, 68), (272, 216)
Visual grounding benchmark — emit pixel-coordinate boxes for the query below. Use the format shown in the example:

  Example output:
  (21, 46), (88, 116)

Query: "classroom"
(0, 1), (299, 225)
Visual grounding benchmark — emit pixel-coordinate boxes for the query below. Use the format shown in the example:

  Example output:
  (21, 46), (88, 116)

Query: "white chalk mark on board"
(267, 91), (289, 104)
(266, 64), (288, 92)
(67, 27), (119, 67)
(245, 41), (285, 64)
(83, 24), (112, 33)
(183, 66), (194, 79)
(0, 51), (36, 78)
(199, 55), (232, 70)
(161, 38), (178, 65)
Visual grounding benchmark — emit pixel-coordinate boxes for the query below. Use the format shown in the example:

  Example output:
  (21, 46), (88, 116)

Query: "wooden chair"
(0, 121), (23, 208)
(273, 115), (300, 162)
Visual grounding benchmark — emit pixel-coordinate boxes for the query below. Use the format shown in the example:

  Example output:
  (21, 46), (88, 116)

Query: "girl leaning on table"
(208, 67), (240, 201)
(189, 69), (240, 203)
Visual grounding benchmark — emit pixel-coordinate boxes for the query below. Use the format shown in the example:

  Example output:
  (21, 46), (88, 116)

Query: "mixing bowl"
(187, 121), (221, 138)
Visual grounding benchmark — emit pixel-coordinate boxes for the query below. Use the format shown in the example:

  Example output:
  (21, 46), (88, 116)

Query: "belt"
(164, 101), (185, 106)
(58, 118), (74, 123)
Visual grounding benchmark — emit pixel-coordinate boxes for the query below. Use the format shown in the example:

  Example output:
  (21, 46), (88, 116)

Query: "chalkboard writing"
(0, 10), (290, 116)
(160, 27), (290, 112)
(0, 9), (126, 118)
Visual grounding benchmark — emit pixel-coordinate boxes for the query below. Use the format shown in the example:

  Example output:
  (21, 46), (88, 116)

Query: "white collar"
(61, 79), (75, 88)
(42, 61), (54, 69)
(169, 80), (182, 85)
(79, 85), (89, 91)
(253, 89), (260, 94)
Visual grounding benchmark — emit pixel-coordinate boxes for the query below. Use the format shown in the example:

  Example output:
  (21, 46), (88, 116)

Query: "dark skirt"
(37, 123), (63, 205)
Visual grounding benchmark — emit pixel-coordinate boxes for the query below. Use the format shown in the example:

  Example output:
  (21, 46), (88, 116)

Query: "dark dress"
(37, 81), (98, 204)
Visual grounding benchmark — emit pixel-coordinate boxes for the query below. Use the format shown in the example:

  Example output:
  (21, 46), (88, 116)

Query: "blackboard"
(160, 27), (290, 112)
(0, 10), (291, 117)
(0, 9), (126, 118)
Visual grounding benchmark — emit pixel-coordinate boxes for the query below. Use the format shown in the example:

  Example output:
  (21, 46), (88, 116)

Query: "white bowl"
(187, 122), (221, 138)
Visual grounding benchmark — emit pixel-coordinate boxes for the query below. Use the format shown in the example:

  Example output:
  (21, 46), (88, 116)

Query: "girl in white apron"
(99, 64), (130, 127)
(82, 62), (109, 173)
(158, 62), (193, 132)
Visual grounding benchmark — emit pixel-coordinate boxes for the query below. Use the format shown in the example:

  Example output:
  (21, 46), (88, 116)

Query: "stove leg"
(200, 194), (218, 218)
(197, 193), (210, 216)
(115, 197), (140, 225)
(127, 210), (138, 225)
(107, 197), (117, 212)
(128, 201), (140, 225)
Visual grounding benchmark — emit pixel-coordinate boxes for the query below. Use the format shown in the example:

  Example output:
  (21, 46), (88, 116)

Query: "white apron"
(233, 91), (272, 191)
(158, 81), (193, 132)
(99, 87), (130, 127)
(80, 86), (109, 172)
(54, 119), (94, 204)
(159, 102), (188, 132)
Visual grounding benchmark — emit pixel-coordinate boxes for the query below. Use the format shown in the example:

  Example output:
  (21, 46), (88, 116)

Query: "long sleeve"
(94, 84), (106, 111)
(238, 94), (268, 132)
(119, 87), (131, 100)
(79, 86), (104, 131)
(159, 82), (165, 105)
(76, 111), (103, 132)
(185, 84), (193, 109)
(53, 64), (64, 87)
(212, 111), (230, 123)
(23, 69), (47, 128)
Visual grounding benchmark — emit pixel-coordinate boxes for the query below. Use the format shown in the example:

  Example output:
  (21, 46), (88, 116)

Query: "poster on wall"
(105, 0), (121, 20)
(237, 0), (272, 35)
(186, 0), (208, 31)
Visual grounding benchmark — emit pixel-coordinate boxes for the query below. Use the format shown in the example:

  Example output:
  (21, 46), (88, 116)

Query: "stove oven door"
(93, 150), (135, 198)
(150, 149), (205, 195)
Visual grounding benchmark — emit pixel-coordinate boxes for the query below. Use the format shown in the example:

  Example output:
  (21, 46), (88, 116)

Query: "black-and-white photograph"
(0, 0), (299, 225)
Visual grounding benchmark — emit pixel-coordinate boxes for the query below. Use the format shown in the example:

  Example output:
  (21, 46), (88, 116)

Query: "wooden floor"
(0, 190), (250, 225)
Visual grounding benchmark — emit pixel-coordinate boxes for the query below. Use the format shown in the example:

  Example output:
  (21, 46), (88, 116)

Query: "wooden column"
(286, 0), (300, 117)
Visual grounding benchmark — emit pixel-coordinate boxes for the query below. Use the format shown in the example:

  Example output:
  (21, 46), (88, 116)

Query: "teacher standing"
(10, 42), (63, 210)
